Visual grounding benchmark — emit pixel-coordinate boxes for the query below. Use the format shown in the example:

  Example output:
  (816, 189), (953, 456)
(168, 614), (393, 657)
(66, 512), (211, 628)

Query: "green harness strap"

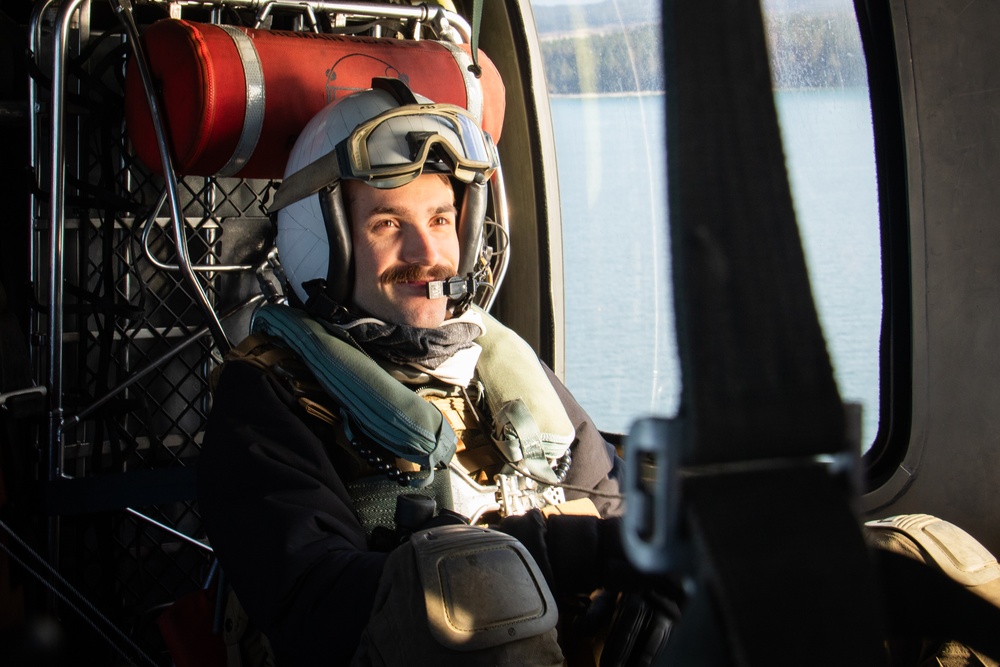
(250, 304), (576, 488)
(472, 306), (575, 483)
(251, 305), (457, 487)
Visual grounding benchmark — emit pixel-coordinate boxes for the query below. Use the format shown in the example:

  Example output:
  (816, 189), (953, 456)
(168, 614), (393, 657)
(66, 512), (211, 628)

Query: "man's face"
(345, 174), (460, 328)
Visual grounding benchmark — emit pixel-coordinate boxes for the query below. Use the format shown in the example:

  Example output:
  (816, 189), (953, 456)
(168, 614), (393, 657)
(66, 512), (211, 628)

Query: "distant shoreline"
(548, 86), (869, 99)
(548, 90), (664, 99)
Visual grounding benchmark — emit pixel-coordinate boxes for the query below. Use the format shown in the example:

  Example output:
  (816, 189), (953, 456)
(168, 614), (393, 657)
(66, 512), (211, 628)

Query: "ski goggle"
(270, 103), (498, 213)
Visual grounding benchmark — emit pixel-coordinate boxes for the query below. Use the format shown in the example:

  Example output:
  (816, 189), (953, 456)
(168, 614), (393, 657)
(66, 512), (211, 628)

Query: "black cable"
(508, 461), (626, 501)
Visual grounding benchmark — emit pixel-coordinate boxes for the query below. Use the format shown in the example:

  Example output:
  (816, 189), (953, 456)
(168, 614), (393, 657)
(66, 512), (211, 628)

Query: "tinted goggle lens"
(346, 105), (497, 186)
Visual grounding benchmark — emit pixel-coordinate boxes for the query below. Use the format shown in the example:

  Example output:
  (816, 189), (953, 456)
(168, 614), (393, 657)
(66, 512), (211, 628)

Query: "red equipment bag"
(125, 19), (506, 180)
(156, 589), (226, 667)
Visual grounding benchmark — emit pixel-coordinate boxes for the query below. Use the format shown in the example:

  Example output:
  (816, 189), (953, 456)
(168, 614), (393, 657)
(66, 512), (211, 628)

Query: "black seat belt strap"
(623, 2), (885, 663)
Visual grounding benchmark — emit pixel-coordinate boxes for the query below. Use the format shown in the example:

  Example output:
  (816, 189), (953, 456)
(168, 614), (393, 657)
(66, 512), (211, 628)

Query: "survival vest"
(226, 304), (577, 534)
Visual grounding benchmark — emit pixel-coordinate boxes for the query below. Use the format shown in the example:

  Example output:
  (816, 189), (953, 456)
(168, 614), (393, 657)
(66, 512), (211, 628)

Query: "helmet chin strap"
(427, 273), (478, 314)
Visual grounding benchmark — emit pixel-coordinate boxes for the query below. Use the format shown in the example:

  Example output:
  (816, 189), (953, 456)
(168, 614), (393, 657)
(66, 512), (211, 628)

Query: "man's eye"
(433, 216), (454, 226)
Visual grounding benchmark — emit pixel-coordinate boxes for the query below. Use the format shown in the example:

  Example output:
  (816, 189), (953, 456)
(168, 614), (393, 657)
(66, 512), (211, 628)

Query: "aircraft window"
(531, 1), (881, 452)
(763, 2), (881, 452)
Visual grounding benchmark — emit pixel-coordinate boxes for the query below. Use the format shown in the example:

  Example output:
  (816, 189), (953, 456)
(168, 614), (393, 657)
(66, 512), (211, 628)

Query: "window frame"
(853, 0), (914, 492)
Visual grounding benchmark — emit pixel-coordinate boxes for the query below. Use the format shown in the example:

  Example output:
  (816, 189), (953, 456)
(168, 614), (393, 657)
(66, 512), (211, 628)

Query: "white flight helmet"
(270, 77), (500, 310)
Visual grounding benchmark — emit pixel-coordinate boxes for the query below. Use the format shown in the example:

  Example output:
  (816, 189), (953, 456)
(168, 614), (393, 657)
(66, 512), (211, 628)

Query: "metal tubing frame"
(158, 0), (474, 42)
(39, 0), (91, 575)
(139, 190), (256, 273)
(90, 0), (471, 40)
(29, 0), (61, 379)
(47, 0), (89, 495)
(38, 0), (227, 565)
(43, 0), (234, 480)
(124, 508), (214, 553)
(114, 0), (233, 356)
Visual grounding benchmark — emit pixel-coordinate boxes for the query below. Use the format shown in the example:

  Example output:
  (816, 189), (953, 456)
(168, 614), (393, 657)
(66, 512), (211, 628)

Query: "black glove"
(601, 590), (679, 667)
(496, 509), (622, 601)
(497, 510), (681, 667)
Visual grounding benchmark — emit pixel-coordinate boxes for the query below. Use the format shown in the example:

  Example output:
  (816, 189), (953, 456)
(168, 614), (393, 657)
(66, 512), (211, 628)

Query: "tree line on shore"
(539, 12), (868, 95)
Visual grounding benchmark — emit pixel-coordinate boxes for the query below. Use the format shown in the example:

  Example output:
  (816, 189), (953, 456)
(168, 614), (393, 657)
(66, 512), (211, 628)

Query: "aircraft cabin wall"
(862, 0), (1000, 556)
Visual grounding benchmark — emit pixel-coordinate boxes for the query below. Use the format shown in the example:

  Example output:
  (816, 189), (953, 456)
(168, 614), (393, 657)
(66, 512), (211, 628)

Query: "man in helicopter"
(197, 78), (643, 665)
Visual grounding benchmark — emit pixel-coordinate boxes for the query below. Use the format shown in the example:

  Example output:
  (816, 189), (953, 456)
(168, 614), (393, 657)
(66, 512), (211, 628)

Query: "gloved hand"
(497, 510), (682, 667)
(495, 510), (625, 602)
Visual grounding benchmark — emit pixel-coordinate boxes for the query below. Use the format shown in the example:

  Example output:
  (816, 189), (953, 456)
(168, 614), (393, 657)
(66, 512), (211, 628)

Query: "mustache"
(379, 263), (455, 285)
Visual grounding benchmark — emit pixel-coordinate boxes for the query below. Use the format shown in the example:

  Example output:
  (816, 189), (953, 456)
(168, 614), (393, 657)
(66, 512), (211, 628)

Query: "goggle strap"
(268, 149), (343, 213)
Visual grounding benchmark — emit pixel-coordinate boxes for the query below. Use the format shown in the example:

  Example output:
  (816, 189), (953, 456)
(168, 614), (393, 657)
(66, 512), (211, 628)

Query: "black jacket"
(198, 357), (623, 665)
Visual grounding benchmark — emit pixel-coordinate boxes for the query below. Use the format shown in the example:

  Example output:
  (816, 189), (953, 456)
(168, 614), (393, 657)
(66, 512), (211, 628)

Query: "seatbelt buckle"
(622, 417), (683, 574)
(495, 472), (565, 517)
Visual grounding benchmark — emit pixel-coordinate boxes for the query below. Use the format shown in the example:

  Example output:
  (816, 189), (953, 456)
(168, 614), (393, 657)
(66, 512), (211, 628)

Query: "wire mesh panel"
(51, 51), (271, 473)
(30, 4), (272, 661)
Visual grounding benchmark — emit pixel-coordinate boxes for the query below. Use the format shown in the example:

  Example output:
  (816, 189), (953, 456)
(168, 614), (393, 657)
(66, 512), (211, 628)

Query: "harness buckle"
(495, 472), (565, 517)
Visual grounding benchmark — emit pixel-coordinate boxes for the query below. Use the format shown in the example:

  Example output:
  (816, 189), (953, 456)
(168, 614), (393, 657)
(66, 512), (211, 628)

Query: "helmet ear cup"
(317, 182), (354, 306)
(457, 180), (487, 278)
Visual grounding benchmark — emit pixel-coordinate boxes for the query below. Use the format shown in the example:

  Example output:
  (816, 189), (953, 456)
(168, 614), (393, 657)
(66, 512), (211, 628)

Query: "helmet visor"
(270, 104), (497, 213)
